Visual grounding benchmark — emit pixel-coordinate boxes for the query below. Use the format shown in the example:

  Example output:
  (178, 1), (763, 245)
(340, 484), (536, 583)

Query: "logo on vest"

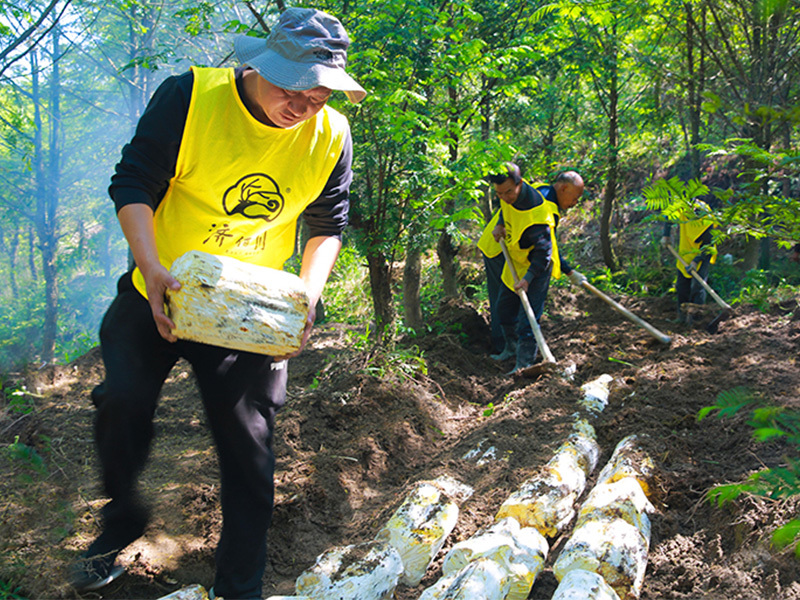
(222, 174), (284, 221)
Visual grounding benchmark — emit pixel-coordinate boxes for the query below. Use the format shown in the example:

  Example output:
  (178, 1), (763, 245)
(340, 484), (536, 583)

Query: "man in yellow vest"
(488, 163), (586, 374)
(71, 9), (365, 598)
(661, 198), (717, 324)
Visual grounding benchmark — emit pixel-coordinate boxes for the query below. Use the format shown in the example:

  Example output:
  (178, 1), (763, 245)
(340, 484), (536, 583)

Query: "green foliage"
(320, 246), (372, 326)
(4, 384), (36, 416)
(699, 387), (800, 556)
(361, 344), (428, 380)
(0, 580), (28, 600)
(642, 177), (711, 221)
(697, 387), (757, 422)
(695, 140), (800, 245)
(5, 436), (47, 477)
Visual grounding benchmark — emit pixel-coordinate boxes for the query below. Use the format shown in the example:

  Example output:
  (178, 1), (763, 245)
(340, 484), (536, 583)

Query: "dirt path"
(2, 287), (800, 599)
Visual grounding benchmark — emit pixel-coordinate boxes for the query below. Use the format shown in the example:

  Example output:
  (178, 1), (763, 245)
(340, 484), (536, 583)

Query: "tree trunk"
(366, 251), (395, 345)
(42, 28), (62, 363)
(28, 225), (37, 280)
(479, 81), (494, 221)
(32, 41), (61, 364)
(685, 1), (704, 179)
(403, 245), (424, 334)
(742, 236), (760, 271)
(600, 30), (619, 272)
(438, 84), (460, 298)
(0, 225), (20, 299)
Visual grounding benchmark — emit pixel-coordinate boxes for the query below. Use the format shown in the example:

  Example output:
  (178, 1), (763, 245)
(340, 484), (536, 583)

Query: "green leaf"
(752, 427), (786, 442)
(773, 520), (800, 551)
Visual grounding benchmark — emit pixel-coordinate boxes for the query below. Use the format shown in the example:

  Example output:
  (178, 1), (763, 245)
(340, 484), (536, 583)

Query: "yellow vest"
(500, 184), (561, 290)
(477, 210), (502, 258)
(677, 204), (717, 277)
(133, 66), (348, 298)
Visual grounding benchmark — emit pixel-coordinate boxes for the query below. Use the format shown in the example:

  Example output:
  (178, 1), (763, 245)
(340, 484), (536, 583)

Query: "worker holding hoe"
(71, 8), (365, 599)
(488, 163), (586, 374)
(661, 198), (717, 324)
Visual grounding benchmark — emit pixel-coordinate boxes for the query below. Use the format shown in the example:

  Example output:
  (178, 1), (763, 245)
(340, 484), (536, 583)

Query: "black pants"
(676, 256), (711, 308)
(92, 272), (287, 599)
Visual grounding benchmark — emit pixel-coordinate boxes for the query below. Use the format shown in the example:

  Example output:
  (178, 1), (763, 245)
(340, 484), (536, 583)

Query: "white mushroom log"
(551, 569), (622, 600)
(294, 540), (403, 600)
(375, 475), (473, 587)
(552, 438), (656, 599)
(166, 250), (310, 356)
(578, 374), (614, 414)
(494, 431), (600, 537)
(418, 558), (507, 600)
(595, 434), (655, 496)
(552, 509), (649, 600)
(156, 585), (209, 600)
(440, 517), (548, 600)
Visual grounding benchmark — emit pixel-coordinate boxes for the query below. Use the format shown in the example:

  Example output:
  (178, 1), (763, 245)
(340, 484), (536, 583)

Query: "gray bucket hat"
(234, 8), (366, 104)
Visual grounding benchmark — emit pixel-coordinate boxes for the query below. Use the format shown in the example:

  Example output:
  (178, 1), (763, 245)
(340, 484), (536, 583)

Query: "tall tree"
(687, 0), (800, 269)
(570, 0), (660, 270)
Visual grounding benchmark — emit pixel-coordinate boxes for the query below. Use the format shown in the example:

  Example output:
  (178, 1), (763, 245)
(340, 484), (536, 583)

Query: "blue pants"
(483, 252), (506, 354)
(91, 271), (286, 599)
(496, 266), (551, 361)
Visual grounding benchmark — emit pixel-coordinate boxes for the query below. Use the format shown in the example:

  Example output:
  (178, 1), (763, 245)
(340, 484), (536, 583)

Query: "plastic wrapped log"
(156, 585), (209, 600)
(572, 416), (597, 441)
(552, 511), (649, 599)
(495, 432), (600, 537)
(578, 374), (614, 414)
(375, 475), (473, 587)
(576, 477), (654, 536)
(166, 250), (310, 356)
(551, 569), (622, 600)
(441, 517), (548, 600)
(294, 540), (403, 600)
(418, 558), (506, 600)
(595, 435), (656, 497)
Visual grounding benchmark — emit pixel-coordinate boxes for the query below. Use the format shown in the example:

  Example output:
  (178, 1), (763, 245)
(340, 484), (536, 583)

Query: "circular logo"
(222, 173), (284, 221)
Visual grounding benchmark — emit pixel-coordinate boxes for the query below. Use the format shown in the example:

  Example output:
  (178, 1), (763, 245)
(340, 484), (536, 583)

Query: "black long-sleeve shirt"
(108, 67), (352, 239)
(498, 182), (573, 281)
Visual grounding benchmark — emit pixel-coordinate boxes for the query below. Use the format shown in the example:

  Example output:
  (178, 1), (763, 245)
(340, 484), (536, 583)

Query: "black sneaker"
(70, 548), (125, 592)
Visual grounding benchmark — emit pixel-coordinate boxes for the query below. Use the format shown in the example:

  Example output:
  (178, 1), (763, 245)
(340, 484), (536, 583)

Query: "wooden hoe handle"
(499, 239), (557, 364)
(665, 243), (732, 312)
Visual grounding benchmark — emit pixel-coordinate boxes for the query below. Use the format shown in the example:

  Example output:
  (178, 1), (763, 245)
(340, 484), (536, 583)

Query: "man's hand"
(492, 224), (506, 242)
(273, 302), (317, 361)
(661, 236), (670, 248)
(514, 279), (529, 293)
(141, 263), (181, 342)
(568, 270), (588, 286)
(687, 260), (698, 273)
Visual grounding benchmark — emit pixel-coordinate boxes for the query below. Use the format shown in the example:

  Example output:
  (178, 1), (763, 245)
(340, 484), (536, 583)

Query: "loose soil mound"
(2, 286), (800, 599)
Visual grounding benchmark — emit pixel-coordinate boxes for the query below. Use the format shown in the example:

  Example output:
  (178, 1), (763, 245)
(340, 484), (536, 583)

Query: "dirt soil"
(2, 284), (800, 600)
